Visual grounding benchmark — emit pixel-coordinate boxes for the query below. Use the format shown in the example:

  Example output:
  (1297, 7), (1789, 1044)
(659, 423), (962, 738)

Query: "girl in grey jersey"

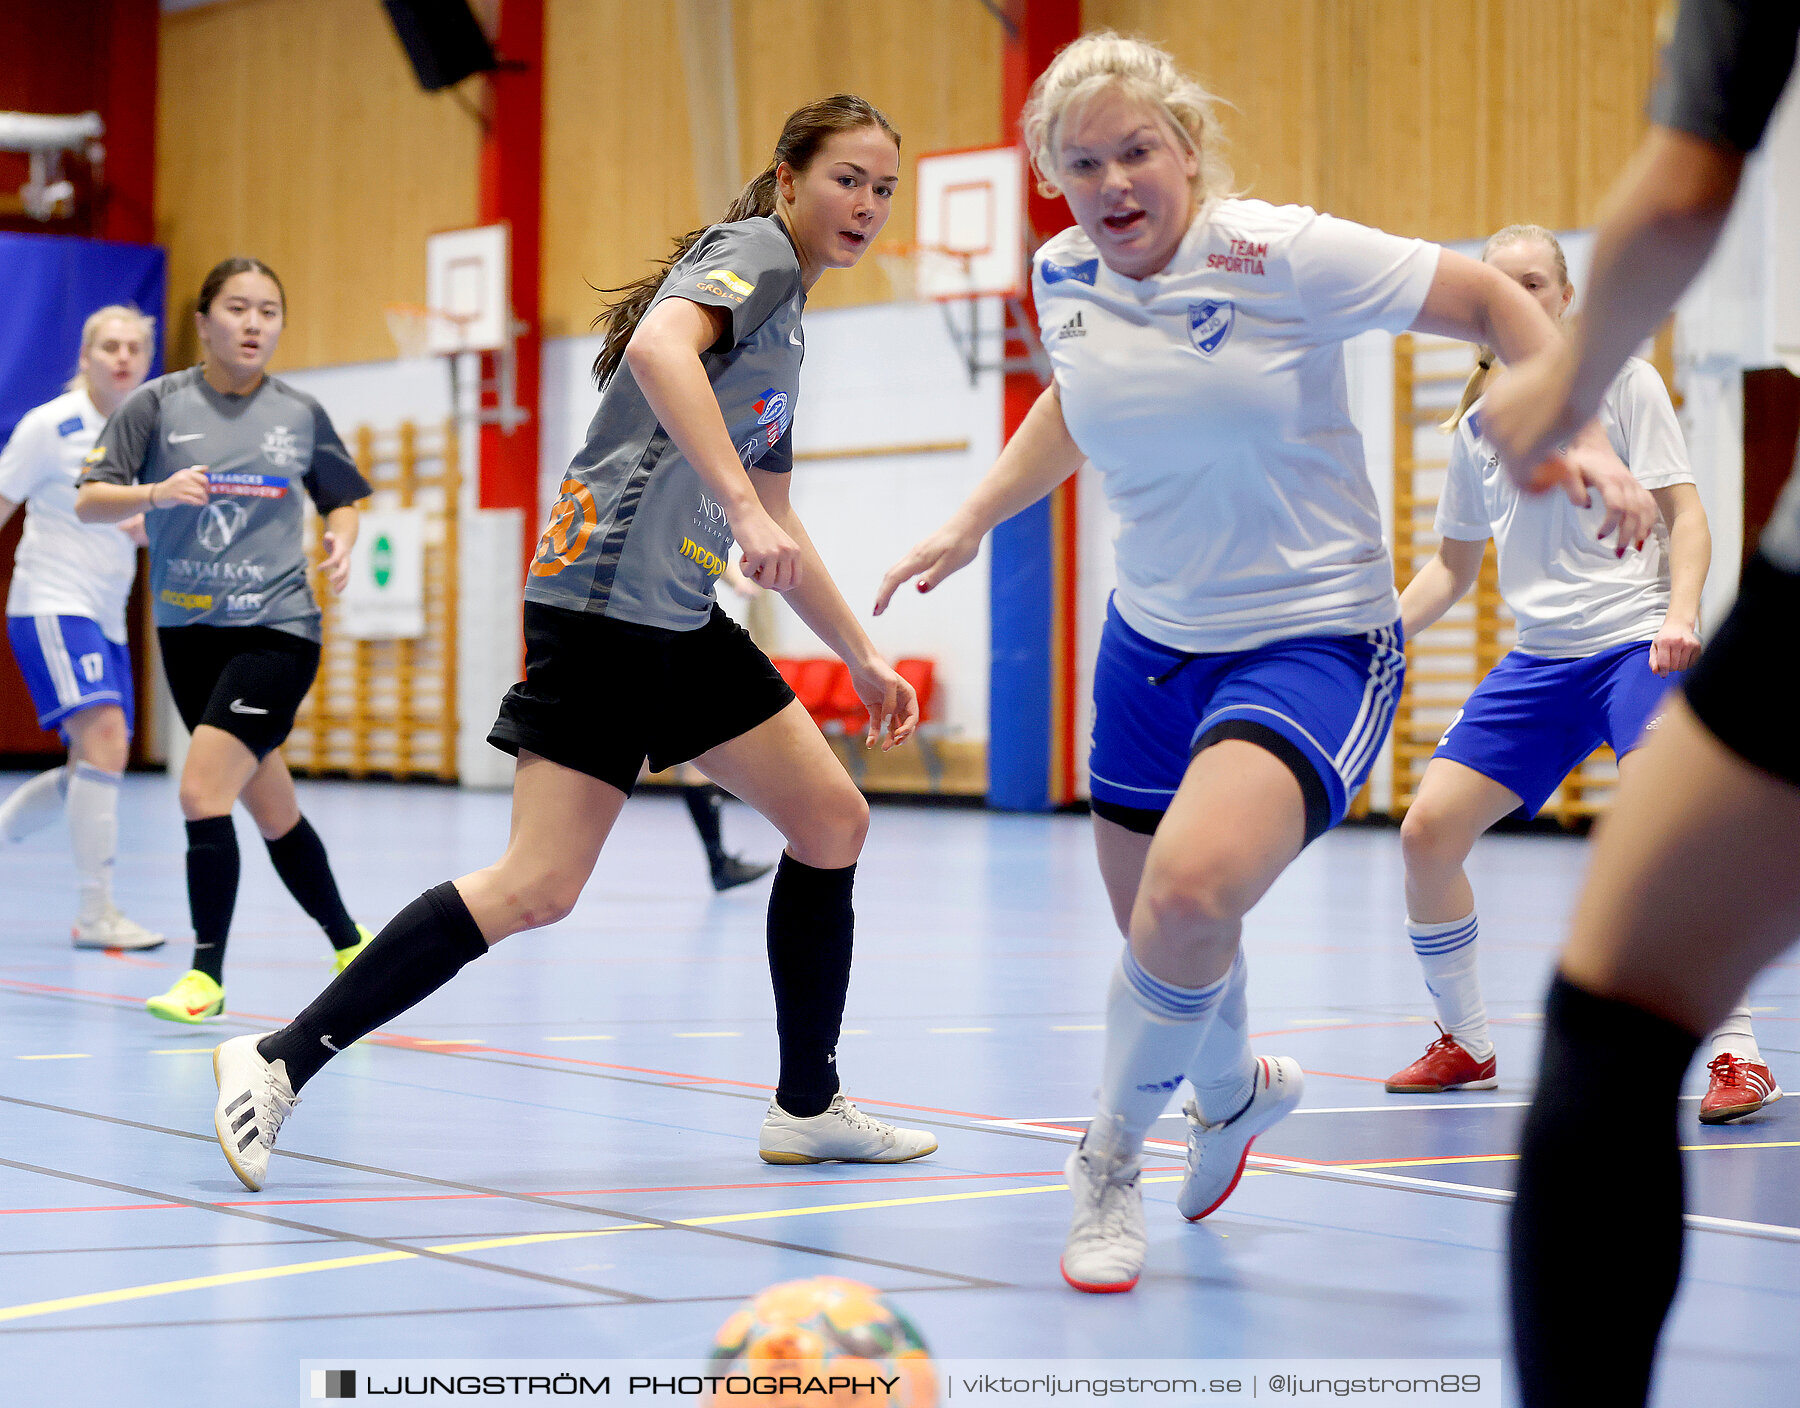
(0, 305), (161, 950)
(77, 257), (373, 1025)
(216, 96), (935, 1194)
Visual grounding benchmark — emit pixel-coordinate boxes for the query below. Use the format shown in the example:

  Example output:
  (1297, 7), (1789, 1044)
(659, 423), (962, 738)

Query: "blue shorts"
(1433, 640), (1679, 816)
(1088, 599), (1405, 843)
(6, 614), (136, 738)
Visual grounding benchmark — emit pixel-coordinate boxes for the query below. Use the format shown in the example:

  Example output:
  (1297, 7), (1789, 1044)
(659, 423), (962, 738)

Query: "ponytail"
(1440, 347), (1496, 433)
(590, 94), (898, 387)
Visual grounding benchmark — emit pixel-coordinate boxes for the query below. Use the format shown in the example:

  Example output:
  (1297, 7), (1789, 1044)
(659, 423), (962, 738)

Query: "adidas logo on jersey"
(1055, 311), (1087, 340)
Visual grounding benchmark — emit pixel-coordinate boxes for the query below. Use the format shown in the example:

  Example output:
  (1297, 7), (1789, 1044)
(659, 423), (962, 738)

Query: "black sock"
(256, 880), (488, 1091)
(265, 815), (360, 950)
(185, 815), (239, 983)
(683, 785), (728, 870)
(766, 854), (854, 1117)
(1510, 973), (1700, 1408)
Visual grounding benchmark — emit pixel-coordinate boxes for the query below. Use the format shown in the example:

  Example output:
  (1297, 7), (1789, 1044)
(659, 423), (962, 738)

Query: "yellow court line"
(0, 1181), (1077, 1324)
(14, 1054), (91, 1061)
(8, 1140), (1798, 1325)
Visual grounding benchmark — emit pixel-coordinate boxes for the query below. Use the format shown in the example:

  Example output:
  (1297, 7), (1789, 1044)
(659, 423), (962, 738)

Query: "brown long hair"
(590, 94), (899, 387)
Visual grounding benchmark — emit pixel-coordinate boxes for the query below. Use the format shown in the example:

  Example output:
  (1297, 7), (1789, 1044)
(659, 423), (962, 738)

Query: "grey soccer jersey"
(80, 366), (370, 640)
(525, 215), (803, 630)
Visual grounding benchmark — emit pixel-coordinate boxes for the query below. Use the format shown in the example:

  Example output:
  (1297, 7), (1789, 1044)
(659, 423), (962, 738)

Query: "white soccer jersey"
(0, 390), (138, 642)
(1438, 358), (1696, 657)
(1036, 198), (1440, 653)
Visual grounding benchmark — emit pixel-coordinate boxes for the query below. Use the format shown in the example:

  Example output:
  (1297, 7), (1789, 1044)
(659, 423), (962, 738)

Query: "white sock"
(1408, 912), (1494, 1061)
(1709, 1007), (1763, 1063)
(0, 766), (68, 842)
(65, 762), (120, 921)
(1096, 947), (1232, 1149)
(1188, 950), (1258, 1124)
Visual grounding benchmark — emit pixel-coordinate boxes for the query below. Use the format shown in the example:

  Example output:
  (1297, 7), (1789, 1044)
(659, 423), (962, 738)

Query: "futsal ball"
(709, 1276), (937, 1406)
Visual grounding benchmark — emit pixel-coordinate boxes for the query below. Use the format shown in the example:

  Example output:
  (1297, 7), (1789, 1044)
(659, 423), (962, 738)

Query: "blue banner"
(0, 232), (166, 443)
(987, 498), (1053, 811)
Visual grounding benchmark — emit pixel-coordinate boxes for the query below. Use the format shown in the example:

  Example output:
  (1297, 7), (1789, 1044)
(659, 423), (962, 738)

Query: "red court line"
(0, 1164), (1190, 1219)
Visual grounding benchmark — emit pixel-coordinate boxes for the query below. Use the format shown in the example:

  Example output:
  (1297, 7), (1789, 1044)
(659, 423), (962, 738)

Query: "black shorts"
(1683, 551), (1800, 787)
(158, 624), (321, 761)
(487, 602), (796, 795)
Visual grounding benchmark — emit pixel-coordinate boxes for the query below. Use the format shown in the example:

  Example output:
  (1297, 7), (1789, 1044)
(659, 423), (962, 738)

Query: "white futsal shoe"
(1177, 1055), (1304, 1221)
(71, 907), (165, 951)
(213, 1034), (299, 1191)
(1060, 1112), (1147, 1293)
(758, 1094), (937, 1164)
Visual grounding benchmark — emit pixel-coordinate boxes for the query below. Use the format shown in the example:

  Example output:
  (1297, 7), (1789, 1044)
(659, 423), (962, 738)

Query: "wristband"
(147, 481), (160, 509)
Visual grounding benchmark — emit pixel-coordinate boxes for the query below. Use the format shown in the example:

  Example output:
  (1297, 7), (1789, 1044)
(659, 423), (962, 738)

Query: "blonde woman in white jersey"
(877, 32), (1657, 1294)
(0, 307), (161, 949)
(1391, 225), (1774, 1125)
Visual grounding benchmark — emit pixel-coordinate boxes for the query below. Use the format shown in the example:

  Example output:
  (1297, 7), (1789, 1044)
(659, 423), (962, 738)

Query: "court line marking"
(0, 1156), (651, 1317)
(8, 1139), (1796, 1326)
(14, 1053), (91, 1061)
(0, 1165), (1185, 1219)
(7, 986), (1792, 1250)
(0, 1094), (1008, 1293)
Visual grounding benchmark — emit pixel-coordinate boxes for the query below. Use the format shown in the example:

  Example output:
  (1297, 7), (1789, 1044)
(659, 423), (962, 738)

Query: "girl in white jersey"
(877, 32), (1658, 1295)
(0, 306), (161, 950)
(1389, 224), (1774, 1125)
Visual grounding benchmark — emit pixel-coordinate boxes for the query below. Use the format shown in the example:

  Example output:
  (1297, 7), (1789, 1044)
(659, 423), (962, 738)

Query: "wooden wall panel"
(1087, 0), (1663, 243)
(156, 0), (480, 371)
(541, 2), (697, 340)
(541, 0), (1005, 337)
(729, 0), (1005, 311)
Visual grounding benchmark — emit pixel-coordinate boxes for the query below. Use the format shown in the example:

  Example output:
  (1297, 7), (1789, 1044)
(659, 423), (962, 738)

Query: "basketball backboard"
(425, 223), (509, 354)
(914, 146), (1024, 300)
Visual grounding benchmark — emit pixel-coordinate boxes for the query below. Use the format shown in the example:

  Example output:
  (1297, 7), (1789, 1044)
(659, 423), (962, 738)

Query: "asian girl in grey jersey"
(214, 96), (936, 1194)
(77, 257), (373, 1025)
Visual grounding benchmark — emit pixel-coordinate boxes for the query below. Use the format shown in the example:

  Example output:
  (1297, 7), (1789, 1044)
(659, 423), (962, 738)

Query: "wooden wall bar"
(157, 0), (1662, 371)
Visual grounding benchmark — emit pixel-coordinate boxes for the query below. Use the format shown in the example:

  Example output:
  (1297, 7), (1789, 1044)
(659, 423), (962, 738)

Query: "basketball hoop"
(873, 241), (977, 305)
(382, 303), (481, 361)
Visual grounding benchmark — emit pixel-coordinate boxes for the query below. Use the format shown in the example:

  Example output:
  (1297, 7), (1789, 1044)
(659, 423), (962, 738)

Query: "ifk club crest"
(261, 424), (300, 468)
(1187, 300), (1234, 356)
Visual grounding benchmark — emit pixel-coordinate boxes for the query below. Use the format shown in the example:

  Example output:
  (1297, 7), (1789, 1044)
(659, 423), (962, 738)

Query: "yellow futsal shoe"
(332, 923), (375, 974)
(146, 969), (225, 1023)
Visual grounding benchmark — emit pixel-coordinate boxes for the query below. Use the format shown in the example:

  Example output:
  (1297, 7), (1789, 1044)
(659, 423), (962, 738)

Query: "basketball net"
(873, 242), (977, 305)
(382, 303), (480, 361)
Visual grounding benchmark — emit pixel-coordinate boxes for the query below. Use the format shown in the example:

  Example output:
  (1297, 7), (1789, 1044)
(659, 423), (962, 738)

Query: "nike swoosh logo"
(185, 1002), (213, 1016)
(168, 432), (205, 444)
(229, 699), (269, 715)
(789, 329), (802, 345)
(321, 1034), (341, 1052)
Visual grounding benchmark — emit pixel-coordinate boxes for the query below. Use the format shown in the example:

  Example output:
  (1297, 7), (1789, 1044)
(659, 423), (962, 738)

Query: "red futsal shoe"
(1385, 1028), (1498, 1093)
(1699, 1053), (1784, 1124)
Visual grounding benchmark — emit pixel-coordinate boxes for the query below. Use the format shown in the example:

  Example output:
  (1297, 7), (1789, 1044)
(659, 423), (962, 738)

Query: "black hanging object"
(382, 0), (499, 92)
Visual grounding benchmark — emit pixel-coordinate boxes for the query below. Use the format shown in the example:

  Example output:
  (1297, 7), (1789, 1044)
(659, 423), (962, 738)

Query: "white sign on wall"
(338, 507), (427, 639)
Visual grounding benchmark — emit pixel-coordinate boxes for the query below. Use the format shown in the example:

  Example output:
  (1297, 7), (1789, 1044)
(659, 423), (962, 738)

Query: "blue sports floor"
(1, 773), (1794, 1405)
